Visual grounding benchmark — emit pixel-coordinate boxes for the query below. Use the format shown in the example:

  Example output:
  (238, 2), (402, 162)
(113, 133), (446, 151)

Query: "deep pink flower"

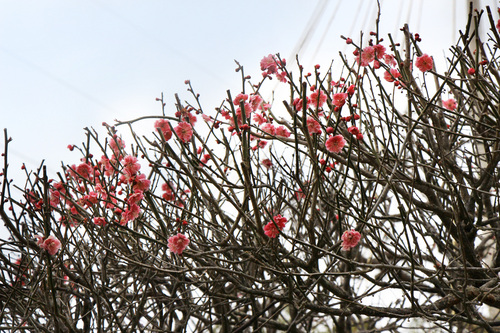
(174, 122), (193, 143)
(373, 44), (386, 59)
(36, 235), (61, 256)
(347, 126), (360, 136)
(253, 113), (267, 125)
(154, 119), (172, 141)
(310, 89), (327, 109)
(306, 116), (322, 135)
(233, 93), (248, 106)
(359, 46), (375, 66)
(127, 191), (144, 205)
(332, 93), (348, 108)
(168, 233), (190, 254)
(384, 68), (401, 82)
(263, 214), (288, 238)
(76, 163), (92, 179)
(120, 203), (141, 225)
(261, 123), (276, 135)
(442, 99), (457, 111)
(325, 135), (346, 153)
(293, 97), (311, 111)
(415, 54), (433, 72)
(93, 217), (107, 226)
(133, 173), (151, 192)
(275, 126), (291, 138)
(261, 158), (272, 169)
(341, 229), (361, 251)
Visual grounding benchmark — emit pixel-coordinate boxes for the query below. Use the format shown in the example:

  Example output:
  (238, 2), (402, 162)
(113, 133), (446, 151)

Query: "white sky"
(0, 0), (497, 184)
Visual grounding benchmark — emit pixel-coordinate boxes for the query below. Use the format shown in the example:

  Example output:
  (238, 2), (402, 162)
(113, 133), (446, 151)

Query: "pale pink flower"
(443, 99), (457, 111)
(325, 135), (346, 153)
(415, 54), (433, 72)
(201, 114), (213, 123)
(332, 93), (348, 108)
(123, 155), (141, 176)
(154, 119), (172, 141)
(260, 54), (278, 74)
(168, 233), (190, 254)
(174, 122), (193, 143)
(35, 235), (44, 247)
(275, 126), (291, 138)
(384, 54), (397, 67)
(306, 116), (322, 135)
(341, 229), (361, 251)
(250, 95), (263, 111)
(109, 136), (125, 155)
(275, 71), (287, 83)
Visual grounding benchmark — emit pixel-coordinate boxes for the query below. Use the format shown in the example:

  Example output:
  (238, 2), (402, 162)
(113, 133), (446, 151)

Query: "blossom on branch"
(341, 229), (361, 251)
(325, 135), (346, 153)
(263, 214), (288, 238)
(415, 54), (433, 72)
(168, 233), (190, 255)
(174, 122), (193, 143)
(35, 235), (62, 256)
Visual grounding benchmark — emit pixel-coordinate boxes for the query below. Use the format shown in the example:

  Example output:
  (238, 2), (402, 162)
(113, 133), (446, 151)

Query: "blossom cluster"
(35, 235), (61, 256)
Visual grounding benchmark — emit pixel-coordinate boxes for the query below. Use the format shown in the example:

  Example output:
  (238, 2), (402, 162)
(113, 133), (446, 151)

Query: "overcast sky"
(0, 0), (497, 185)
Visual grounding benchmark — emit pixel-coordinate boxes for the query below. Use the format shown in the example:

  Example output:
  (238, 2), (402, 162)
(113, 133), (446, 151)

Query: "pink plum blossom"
(415, 54), (433, 72)
(325, 135), (346, 153)
(306, 116), (322, 135)
(442, 99), (457, 111)
(174, 122), (193, 143)
(260, 54), (278, 74)
(341, 229), (361, 251)
(310, 89), (327, 109)
(332, 93), (348, 108)
(275, 126), (291, 138)
(36, 235), (62, 256)
(154, 119), (173, 141)
(263, 215), (287, 238)
(168, 233), (190, 255)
